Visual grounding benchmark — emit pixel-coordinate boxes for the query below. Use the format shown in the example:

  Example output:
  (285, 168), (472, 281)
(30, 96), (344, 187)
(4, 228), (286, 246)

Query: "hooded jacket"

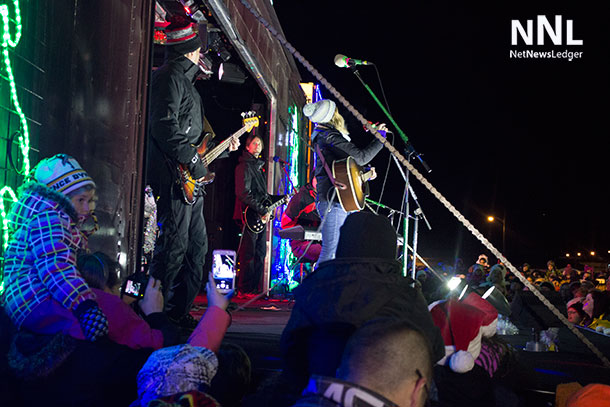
(233, 149), (270, 219)
(1, 182), (95, 328)
(280, 258), (446, 397)
(147, 55), (208, 184)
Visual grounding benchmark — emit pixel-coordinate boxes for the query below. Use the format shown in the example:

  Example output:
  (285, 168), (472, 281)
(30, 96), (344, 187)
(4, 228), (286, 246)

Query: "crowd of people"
(2, 15), (610, 407)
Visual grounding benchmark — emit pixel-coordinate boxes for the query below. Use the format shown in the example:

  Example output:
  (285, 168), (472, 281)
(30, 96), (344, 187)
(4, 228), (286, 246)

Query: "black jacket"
(279, 258), (446, 399)
(148, 56), (207, 183)
(233, 150), (270, 219)
(312, 126), (383, 202)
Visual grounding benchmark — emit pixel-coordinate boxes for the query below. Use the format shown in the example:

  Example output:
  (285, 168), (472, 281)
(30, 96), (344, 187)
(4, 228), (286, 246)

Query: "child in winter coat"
(1, 154), (108, 342)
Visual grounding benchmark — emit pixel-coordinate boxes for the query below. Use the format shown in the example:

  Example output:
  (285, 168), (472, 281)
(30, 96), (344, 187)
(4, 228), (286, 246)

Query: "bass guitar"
(332, 156), (375, 212)
(178, 112), (259, 204)
(243, 193), (294, 234)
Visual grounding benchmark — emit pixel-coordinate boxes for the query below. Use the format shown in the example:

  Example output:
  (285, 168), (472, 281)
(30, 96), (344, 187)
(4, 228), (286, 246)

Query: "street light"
(487, 215), (506, 254)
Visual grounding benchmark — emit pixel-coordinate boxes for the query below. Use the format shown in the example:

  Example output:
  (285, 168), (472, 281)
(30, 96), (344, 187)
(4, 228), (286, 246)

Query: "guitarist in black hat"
(147, 17), (239, 329)
(233, 134), (286, 297)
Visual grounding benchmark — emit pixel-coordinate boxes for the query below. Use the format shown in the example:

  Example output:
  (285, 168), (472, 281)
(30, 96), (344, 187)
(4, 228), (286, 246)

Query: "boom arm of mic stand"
(350, 68), (409, 144)
(350, 68), (431, 176)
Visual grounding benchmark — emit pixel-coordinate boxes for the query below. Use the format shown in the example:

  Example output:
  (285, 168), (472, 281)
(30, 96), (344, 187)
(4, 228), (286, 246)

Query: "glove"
(73, 300), (109, 342)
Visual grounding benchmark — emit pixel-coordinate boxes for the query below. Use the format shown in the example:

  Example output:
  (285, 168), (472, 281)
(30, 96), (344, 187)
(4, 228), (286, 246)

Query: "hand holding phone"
(138, 277), (164, 316)
(212, 250), (236, 294)
(206, 272), (232, 311)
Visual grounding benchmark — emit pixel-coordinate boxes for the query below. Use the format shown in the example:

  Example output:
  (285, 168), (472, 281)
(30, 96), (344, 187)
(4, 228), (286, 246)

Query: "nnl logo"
(511, 15), (583, 46)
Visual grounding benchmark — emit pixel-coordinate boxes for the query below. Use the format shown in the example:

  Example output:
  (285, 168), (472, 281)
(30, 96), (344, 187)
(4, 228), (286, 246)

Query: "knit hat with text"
(33, 154), (96, 196)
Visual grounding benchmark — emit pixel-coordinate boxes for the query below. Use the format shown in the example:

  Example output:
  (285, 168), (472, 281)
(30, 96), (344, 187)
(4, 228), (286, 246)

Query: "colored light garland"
(271, 105), (300, 291)
(0, 0), (29, 294)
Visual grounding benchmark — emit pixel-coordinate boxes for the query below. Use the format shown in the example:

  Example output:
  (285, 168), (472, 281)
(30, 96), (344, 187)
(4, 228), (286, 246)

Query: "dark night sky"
(272, 1), (610, 269)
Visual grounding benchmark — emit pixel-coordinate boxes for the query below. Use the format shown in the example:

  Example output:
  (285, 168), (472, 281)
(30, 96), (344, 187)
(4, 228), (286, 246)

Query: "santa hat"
(461, 292), (499, 338)
(429, 299), (485, 373)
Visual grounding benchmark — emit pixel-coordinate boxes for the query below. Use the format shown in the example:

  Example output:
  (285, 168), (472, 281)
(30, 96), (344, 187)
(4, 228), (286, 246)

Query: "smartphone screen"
(123, 279), (142, 298)
(212, 250), (236, 294)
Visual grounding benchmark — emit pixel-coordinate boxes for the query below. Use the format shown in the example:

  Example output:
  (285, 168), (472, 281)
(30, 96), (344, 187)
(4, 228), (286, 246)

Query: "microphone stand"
(348, 66), (432, 278)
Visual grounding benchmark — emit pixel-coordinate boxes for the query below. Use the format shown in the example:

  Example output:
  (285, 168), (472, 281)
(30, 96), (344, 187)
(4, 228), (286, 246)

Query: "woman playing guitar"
(305, 99), (387, 264)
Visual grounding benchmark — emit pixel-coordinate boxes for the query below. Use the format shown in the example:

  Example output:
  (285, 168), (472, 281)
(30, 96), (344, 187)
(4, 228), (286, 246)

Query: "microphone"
(334, 54), (372, 68)
(273, 156), (290, 166)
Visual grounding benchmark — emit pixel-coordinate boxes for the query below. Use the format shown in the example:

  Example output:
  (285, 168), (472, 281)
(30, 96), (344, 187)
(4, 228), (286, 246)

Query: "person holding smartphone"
(77, 252), (233, 352)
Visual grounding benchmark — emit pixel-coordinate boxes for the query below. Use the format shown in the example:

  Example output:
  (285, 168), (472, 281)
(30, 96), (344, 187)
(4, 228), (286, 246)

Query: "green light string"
(1, 0), (28, 295)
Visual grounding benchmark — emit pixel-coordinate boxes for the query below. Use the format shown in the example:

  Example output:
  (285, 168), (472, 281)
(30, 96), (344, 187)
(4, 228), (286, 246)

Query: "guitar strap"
(315, 143), (347, 191)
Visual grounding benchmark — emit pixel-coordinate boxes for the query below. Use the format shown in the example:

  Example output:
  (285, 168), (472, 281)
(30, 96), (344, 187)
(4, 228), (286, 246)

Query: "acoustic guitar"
(332, 156), (375, 212)
(178, 112), (259, 204)
(243, 193), (294, 234)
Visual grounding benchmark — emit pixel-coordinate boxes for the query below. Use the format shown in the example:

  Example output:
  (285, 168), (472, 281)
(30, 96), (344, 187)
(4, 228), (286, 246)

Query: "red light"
(184, 5), (191, 14)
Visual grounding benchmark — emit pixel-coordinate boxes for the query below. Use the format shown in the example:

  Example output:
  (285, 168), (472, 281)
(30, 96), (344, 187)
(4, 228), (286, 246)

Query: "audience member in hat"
(467, 254), (490, 278)
(292, 319), (433, 407)
(304, 98), (387, 263)
(567, 301), (591, 326)
(566, 383), (610, 407)
(1, 155), (158, 406)
(147, 15), (239, 330)
(1, 154), (107, 342)
(276, 212), (444, 406)
(135, 344), (220, 406)
(481, 263), (508, 296)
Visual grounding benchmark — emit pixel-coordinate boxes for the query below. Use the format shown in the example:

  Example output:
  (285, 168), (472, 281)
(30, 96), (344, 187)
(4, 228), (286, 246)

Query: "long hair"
(325, 109), (349, 136)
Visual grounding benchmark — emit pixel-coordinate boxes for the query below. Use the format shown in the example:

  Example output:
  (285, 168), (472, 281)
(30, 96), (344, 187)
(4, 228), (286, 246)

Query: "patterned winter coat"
(1, 182), (95, 328)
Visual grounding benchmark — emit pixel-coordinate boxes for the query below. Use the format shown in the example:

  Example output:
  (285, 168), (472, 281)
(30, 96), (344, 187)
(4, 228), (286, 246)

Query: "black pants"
(237, 223), (266, 293)
(150, 183), (207, 320)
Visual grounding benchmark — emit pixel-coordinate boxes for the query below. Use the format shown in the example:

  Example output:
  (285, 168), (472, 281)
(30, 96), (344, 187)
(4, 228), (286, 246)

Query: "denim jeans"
(316, 200), (348, 264)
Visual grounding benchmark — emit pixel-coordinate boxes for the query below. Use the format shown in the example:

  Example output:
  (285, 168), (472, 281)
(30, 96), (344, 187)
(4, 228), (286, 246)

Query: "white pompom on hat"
(34, 154), (96, 196)
(303, 99), (336, 124)
(429, 299), (486, 373)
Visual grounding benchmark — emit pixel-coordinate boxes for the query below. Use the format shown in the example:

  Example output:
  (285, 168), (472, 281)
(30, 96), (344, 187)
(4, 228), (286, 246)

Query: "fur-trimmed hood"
(11, 181), (78, 224)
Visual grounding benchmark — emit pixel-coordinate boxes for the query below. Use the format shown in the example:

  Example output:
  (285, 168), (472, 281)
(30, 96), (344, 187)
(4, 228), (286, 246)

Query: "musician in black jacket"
(233, 134), (283, 296)
(304, 99), (386, 264)
(147, 17), (238, 329)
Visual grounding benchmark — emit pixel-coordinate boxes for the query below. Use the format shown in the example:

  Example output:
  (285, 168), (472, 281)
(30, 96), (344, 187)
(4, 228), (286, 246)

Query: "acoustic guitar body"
(332, 156), (369, 212)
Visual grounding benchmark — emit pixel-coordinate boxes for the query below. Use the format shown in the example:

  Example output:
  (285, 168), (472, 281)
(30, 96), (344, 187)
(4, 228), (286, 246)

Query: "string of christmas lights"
(0, 0), (29, 294)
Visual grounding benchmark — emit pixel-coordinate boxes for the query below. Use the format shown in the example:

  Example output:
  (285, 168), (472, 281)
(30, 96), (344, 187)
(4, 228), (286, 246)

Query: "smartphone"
(122, 272), (148, 299)
(212, 249), (236, 294)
